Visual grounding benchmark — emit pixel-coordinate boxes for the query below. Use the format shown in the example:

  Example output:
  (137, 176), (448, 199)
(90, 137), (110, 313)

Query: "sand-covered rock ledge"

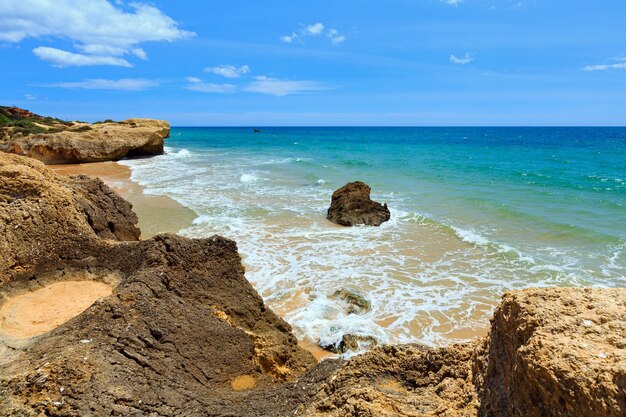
(0, 151), (624, 416)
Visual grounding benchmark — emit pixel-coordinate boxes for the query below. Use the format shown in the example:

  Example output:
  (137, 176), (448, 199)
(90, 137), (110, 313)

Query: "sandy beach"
(51, 161), (196, 239)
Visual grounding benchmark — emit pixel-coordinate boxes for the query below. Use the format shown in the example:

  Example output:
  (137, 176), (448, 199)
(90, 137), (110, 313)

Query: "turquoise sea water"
(120, 127), (626, 349)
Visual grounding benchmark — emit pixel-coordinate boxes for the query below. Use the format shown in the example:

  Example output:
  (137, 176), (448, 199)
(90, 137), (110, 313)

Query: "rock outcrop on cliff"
(327, 181), (391, 226)
(0, 107), (169, 164)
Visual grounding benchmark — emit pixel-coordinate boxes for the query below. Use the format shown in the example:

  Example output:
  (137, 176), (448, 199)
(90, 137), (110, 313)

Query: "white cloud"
(185, 76), (202, 83)
(24, 94), (37, 100)
(450, 53), (474, 65)
(244, 76), (327, 96)
(47, 78), (159, 91)
(33, 46), (132, 67)
(281, 23), (346, 45)
(583, 57), (626, 71)
(131, 48), (148, 60)
(443, 0), (462, 5)
(583, 62), (626, 71)
(204, 65), (250, 78)
(327, 28), (346, 44)
(1, 0), (193, 66)
(186, 83), (236, 93)
(280, 33), (297, 44)
(304, 22), (324, 36)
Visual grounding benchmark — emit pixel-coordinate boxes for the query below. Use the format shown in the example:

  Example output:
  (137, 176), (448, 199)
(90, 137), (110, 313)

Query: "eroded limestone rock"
(0, 118), (169, 164)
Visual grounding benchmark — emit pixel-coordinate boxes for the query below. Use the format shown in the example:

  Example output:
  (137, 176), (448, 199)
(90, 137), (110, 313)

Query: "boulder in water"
(321, 334), (378, 355)
(330, 289), (371, 315)
(326, 181), (390, 227)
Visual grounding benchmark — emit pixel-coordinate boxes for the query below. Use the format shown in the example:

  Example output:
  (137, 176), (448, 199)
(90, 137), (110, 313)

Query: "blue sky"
(1, 0), (626, 126)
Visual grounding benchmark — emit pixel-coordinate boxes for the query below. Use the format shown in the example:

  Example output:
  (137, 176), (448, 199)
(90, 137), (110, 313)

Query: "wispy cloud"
(280, 22), (346, 45)
(244, 76), (327, 96)
(185, 76), (202, 83)
(450, 53), (474, 65)
(204, 65), (251, 78)
(46, 78), (159, 91)
(327, 29), (346, 45)
(24, 94), (37, 100)
(186, 82), (236, 93)
(1, 0), (193, 67)
(443, 0), (462, 5)
(33, 46), (132, 67)
(583, 57), (626, 71)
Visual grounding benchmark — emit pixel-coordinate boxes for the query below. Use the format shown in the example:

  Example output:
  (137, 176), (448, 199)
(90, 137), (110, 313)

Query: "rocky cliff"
(0, 152), (326, 416)
(0, 107), (169, 164)
(0, 152), (623, 416)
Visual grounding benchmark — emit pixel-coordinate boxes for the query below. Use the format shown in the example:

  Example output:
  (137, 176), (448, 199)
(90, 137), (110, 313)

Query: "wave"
(240, 173), (259, 183)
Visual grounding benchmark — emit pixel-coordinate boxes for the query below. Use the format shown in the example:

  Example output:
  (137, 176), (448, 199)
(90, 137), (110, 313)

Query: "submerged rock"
(321, 334), (379, 355)
(0, 111), (169, 164)
(326, 181), (390, 226)
(330, 289), (371, 314)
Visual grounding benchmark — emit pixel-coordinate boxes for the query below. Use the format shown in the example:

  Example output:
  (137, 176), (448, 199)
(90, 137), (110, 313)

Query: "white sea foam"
(451, 226), (490, 246)
(240, 173), (259, 183)
(175, 148), (192, 158)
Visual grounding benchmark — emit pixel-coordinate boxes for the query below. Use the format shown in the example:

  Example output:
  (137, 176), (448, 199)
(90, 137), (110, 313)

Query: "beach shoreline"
(50, 159), (334, 361)
(50, 161), (197, 240)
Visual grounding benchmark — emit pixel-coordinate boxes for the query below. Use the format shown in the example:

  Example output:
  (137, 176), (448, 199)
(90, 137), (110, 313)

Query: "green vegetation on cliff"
(0, 106), (70, 135)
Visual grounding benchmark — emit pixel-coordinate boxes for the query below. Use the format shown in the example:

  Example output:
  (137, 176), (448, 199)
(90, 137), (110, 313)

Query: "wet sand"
(51, 162), (196, 239)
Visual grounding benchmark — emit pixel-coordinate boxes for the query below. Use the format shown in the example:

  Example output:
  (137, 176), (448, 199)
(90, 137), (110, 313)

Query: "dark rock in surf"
(321, 334), (378, 355)
(326, 181), (390, 227)
(330, 289), (371, 315)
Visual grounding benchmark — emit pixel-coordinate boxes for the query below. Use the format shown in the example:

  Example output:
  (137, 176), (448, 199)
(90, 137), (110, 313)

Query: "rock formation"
(327, 181), (391, 226)
(307, 287), (626, 417)
(473, 288), (626, 417)
(0, 107), (169, 164)
(0, 152), (330, 416)
(1, 152), (624, 417)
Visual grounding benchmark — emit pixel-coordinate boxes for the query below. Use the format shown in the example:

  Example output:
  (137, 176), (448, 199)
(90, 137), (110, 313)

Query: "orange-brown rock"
(473, 288), (626, 417)
(0, 118), (169, 164)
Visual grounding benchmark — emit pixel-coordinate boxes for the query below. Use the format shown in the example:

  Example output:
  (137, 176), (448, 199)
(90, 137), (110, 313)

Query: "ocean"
(119, 127), (626, 350)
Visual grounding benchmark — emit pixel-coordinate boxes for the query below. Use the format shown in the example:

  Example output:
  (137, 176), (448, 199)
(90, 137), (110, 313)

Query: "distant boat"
(253, 128), (262, 133)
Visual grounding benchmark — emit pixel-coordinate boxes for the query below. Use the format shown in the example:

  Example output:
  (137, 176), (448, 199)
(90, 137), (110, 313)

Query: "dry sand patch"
(0, 281), (113, 339)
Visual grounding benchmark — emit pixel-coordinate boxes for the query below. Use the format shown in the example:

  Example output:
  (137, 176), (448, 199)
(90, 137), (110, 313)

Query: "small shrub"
(73, 125), (93, 132)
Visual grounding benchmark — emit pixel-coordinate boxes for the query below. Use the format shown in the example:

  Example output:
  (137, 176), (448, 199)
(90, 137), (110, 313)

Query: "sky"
(1, 0), (626, 126)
